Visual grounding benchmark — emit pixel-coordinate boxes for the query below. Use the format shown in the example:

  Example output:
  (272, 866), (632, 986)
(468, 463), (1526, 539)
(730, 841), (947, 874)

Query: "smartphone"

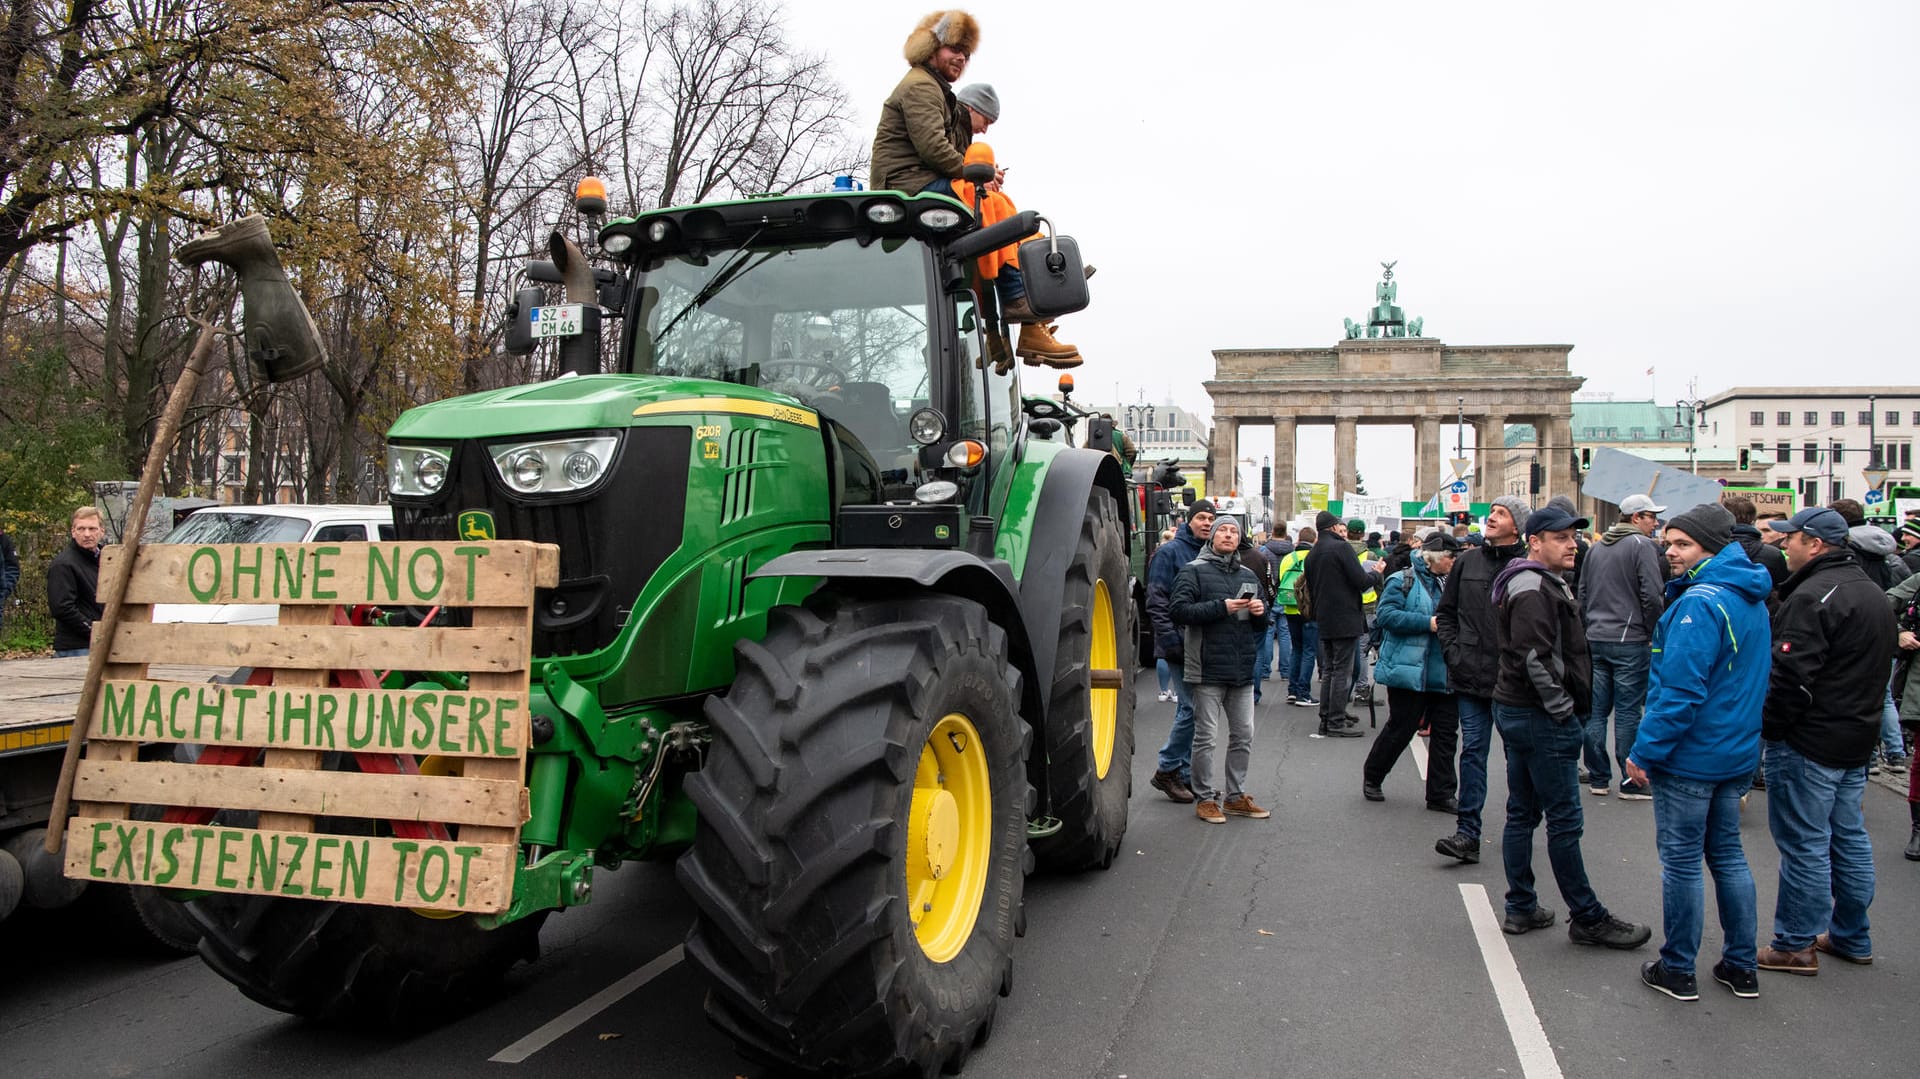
(1236, 583), (1256, 599)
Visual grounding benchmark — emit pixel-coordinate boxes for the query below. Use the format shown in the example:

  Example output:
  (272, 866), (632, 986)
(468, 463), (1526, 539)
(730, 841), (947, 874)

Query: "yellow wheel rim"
(908, 713), (992, 962)
(1089, 578), (1117, 780)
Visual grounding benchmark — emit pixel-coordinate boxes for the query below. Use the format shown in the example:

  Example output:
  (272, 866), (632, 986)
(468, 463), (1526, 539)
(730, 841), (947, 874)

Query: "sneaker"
(1195, 799), (1226, 824)
(1756, 944), (1817, 975)
(1434, 832), (1481, 864)
(1711, 960), (1760, 998)
(1292, 696), (1319, 708)
(1589, 783), (1610, 796)
(1641, 960), (1699, 1001)
(1617, 782), (1652, 801)
(1285, 694), (1299, 704)
(1223, 794), (1270, 819)
(1887, 754), (1910, 774)
(1568, 914), (1652, 950)
(1868, 752), (1883, 776)
(1814, 933), (1872, 965)
(1157, 691), (1172, 702)
(1351, 682), (1373, 702)
(1149, 769), (1196, 804)
(1318, 722), (1363, 738)
(1502, 906), (1556, 935)
(1577, 766), (1591, 783)
(1361, 781), (1385, 802)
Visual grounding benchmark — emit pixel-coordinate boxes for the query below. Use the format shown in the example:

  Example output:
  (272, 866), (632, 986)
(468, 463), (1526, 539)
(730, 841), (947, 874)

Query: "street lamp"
(1674, 396), (1705, 475)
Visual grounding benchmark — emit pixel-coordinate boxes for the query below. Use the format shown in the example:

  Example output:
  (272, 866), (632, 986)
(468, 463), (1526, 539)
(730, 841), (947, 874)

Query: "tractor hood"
(387, 374), (808, 440)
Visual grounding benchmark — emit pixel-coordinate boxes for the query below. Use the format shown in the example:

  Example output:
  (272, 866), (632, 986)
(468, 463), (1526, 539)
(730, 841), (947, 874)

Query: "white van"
(151, 504), (395, 626)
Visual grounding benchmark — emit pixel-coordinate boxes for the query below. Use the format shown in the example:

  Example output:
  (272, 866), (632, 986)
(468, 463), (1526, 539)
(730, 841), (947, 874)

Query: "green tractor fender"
(749, 549), (1046, 728)
(1010, 447), (1132, 710)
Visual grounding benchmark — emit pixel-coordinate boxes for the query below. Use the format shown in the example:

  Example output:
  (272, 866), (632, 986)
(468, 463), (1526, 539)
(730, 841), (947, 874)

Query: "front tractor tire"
(1032, 492), (1136, 871)
(679, 593), (1031, 1078)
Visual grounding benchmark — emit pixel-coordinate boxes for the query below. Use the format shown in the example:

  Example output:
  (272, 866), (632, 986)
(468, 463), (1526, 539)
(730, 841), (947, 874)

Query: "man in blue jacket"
(1624, 503), (1773, 1003)
(1147, 501), (1215, 803)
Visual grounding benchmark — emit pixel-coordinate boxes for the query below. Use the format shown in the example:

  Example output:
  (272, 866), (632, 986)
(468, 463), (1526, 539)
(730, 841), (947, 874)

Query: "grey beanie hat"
(956, 82), (1000, 122)
(1490, 495), (1534, 531)
(1667, 502), (1734, 554)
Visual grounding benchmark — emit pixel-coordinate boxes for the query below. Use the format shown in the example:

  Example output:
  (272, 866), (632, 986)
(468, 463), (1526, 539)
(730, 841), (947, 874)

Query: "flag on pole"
(1645, 366), (1654, 376)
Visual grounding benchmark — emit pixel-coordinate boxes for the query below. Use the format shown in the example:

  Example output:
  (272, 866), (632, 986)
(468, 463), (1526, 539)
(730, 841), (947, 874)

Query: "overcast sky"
(778, 1), (1917, 502)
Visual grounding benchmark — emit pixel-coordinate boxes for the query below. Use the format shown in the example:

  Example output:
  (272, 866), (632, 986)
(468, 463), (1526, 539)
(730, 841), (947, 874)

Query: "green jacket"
(870, 65), (970, 194)
(1890, 572), (1920, 725)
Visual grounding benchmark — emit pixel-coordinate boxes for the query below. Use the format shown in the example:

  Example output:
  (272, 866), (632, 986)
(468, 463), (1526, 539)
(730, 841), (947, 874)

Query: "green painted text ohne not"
(182, 544), (494, 604)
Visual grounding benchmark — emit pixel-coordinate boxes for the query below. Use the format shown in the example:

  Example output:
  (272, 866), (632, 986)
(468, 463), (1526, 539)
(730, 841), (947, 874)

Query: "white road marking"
(489, 944), (686, 1063)
(1458, 884), (1565, 1079)
(1411, 731), (1429, 781)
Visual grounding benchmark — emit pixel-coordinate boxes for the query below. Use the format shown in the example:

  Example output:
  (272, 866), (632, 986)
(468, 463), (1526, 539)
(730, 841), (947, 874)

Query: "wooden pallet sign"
(62, 540), (559, 915)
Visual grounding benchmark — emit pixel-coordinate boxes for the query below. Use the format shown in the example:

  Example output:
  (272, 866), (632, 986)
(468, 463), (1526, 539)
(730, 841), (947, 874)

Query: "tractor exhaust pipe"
(549, 230), (601, 377)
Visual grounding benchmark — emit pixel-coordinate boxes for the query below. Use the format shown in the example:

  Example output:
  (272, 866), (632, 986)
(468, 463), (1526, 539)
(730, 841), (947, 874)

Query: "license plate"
(530, 304), (583, 338)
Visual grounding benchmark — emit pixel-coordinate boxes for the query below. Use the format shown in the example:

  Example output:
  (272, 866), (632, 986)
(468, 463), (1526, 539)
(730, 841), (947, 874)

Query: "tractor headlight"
(908, 407), (946, 445)
(913, 479), (959, 504)
(389, 445), (451, 497)
(489, 435), (619, 495)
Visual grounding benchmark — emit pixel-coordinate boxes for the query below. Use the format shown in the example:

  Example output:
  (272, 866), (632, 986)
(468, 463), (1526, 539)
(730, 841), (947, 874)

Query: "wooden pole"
(44, 313), (223, 854)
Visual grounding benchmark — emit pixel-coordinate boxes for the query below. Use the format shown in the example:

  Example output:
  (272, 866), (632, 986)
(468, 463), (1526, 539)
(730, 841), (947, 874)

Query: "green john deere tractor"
(188, 185), (1135, 1077)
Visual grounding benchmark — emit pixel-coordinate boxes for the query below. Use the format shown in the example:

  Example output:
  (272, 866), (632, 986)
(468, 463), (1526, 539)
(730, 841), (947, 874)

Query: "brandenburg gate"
(1203, 264), (1583, 506)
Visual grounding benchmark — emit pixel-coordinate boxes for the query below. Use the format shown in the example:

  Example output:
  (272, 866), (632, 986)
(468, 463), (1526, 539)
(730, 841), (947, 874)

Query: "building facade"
(1697, 386), (1920, 508)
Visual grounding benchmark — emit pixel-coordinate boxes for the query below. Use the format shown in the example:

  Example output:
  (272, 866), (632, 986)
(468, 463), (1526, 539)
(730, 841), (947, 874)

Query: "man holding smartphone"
(1171, 516), (1275, 823)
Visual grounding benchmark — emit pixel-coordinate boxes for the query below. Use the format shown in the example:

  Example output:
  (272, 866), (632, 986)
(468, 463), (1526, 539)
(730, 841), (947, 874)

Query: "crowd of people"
(1144, 489), (1920, 1002)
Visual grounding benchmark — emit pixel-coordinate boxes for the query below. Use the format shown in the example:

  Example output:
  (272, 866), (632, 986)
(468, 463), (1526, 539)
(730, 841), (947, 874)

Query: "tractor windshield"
(630, 236), (935, 417)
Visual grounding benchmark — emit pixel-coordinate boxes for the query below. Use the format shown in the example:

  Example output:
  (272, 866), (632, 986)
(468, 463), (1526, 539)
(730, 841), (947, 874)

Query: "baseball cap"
(1618, 494), (1667, 516)
(1525, 505), (1589, 538)
(1421, 531), (1463, 552)
(1766, 506), (1850, 544)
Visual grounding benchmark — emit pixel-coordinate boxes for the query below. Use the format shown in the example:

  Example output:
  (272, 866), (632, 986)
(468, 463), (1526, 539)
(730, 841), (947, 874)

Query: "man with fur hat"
(869, 14), (1081, 367)
(1624, 503), (1773, 1002)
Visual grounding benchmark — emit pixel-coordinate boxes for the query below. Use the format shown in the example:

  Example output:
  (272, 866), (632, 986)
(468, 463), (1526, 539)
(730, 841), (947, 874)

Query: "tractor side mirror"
(1016, 229), (1089, 319)
(504, 287), (542, 356)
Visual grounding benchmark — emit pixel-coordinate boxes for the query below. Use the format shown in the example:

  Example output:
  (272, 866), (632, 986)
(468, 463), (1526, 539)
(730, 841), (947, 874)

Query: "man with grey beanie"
(1432, 494), (1532, 863)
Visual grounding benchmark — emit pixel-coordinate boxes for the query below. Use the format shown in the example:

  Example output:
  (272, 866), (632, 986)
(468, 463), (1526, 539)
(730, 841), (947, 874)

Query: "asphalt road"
(5, 673), (1916, 1079)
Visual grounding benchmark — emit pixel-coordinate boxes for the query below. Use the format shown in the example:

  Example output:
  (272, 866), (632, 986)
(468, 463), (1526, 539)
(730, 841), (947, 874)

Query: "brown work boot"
(1756, 944), (1818, 975)
(1016, 322), (1082, 368)
(1000, 296), (1037, 323)
(1195, 799), (1226, 824)
(1814, 933), (1872, 965)
(983, 331), (1012, 375)
(1223, 794), (1270, 819)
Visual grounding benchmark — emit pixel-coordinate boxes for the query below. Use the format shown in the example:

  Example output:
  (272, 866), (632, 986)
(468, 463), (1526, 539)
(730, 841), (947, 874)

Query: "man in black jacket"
(1433, 495), (1532, 863)
(1489, 504), (1652, 949)
(47, 506), (105, 656)
(1304, 510), (1384, 737)
(1147, 501), (1216, 803)
(1755, 507), (1897, 975)
(1171, 517), (1273, 824)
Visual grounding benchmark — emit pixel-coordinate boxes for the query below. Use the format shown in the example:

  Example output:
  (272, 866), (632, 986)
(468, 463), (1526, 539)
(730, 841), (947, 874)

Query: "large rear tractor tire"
(1031, 492), (1136, 871)
(190, 894), (546, 1025)
(679, 593), (1031, 1078)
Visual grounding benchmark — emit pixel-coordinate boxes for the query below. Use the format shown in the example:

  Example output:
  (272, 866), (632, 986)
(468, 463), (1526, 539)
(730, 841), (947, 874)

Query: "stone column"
(1474, 414), (1506, 503)
(1334, 416), (1358, 501)
(1210, 416), (1238, 498)
(1543, 414), (1574, 504)
(1413, 415), (1443, 502)
(1271, 416), (1297, 518)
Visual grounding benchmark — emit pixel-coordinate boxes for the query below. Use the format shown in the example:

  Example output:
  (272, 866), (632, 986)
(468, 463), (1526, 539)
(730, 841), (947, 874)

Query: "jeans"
(1456, 694), (1495, 840)
(1353, 613), (1375, 687)
(1190, 683), (1255, 803)
(1317, 636), (1359, 725)
(1763, 739), (1874, 954)
(1881, 685), (1905, 758)
(1155, 675), (1195, 783)
(1494, 702), (1606, 924)
(1584, 639), (1649, 788)
(1364, 688), (1459, 802)
(1156, 658), (1172, 695)
(1651, 772), (1757, 975)
(54, 647), (88, 658)
(1254, 627), (1272, 703)
(1271, 616), (1293, 688)
(1287, 615), (1317, 699)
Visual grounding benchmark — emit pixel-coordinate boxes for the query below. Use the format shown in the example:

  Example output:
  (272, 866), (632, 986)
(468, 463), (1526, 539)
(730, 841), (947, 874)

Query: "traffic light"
(1529, 461), (1543, 494)
(1738, 447), (1751, 471)
(1579, 447), (1592, 471)
(1260, 466), (1271, 498)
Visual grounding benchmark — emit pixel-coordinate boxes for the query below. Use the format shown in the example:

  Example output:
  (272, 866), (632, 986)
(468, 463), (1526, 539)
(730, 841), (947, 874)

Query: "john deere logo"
(457, 511), (497, 541)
